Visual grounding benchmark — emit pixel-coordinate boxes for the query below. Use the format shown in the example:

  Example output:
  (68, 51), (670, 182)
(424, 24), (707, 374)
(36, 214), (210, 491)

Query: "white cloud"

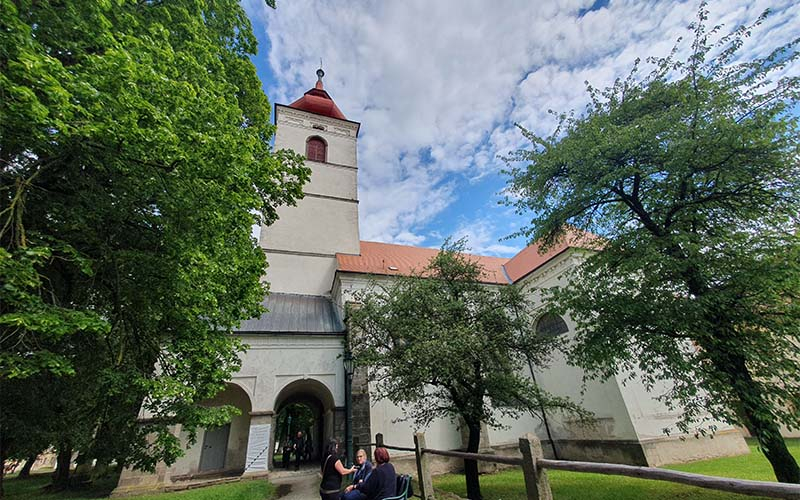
(244, 0), (799, 249)
(450, 217), (522, 257)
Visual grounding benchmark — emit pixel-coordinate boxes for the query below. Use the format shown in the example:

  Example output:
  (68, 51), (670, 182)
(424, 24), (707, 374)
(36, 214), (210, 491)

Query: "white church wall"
(171, 426), (204, 477)
(511, 251), (639, 442)
(516, 249), (749, 464)
(782, 427), (800, 438)
(614, 373), (749, 465)
(274, 106), (358, 168)
(615, 374), (726, 440)
(258, 103), (361, 297)
(261, 197), (360, 256)
(262, 253), (338, 295)
(526, 357), (639, 442)
(235, 334), (345, 412)
(304, 160), (358, 200)
(487, 410), (545, 447)
(487, 359), (641, 449)
(368, 396), (464, 454)
(333, 273), (396, 308)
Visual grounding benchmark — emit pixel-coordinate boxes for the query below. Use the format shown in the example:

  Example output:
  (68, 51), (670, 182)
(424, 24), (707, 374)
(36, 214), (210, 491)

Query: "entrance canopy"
(236, 293), (345, 334)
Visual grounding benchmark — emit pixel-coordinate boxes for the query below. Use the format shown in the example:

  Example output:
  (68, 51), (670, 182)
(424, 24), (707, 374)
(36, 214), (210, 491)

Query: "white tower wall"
(261, 105), (361, 295)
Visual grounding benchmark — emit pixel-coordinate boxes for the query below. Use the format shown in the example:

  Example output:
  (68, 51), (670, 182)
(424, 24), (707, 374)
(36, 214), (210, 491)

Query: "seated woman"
(343, 447), (395, 500)
(320, 440), (356, 500)
(341, 448), (373, 500)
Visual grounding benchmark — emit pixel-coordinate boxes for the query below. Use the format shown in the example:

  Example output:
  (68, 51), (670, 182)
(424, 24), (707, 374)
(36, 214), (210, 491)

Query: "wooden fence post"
(519, 433), (553, 500)
(375, 433), (384, 447)
(414, 432), (435, 500)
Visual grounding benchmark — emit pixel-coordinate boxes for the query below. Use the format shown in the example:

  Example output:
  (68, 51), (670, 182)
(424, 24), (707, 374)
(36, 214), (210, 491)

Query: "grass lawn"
(2, 473), (275, 500)
(434, 438), (800, 500)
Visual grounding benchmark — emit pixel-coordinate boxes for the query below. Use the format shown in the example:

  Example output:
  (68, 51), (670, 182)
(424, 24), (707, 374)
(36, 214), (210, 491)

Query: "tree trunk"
(750, 423), (800, 484)
(17, 455), (37, 479)
(464, 421), (482, 500)
(52, 446), (72, 490)
(0, 439), (6, 498)
(737, 381), (799, 482)
(681, 258), (800, 485)
(717, 350), (800, 483)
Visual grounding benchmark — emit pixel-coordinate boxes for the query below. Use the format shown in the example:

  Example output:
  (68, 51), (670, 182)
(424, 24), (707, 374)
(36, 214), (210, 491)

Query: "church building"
(113, 70), (749, 496)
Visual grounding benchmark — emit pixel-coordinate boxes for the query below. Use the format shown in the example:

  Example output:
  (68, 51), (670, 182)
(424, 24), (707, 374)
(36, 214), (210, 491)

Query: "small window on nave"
(306, 136), (327, 162)
(535, 313), (569, 338)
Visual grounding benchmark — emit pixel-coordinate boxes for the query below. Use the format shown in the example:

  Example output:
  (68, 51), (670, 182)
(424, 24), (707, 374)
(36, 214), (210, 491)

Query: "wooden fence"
(370, 432), (800, 500)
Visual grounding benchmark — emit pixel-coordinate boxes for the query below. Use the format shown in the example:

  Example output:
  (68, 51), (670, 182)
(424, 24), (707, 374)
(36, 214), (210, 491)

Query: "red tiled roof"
(289, 80), (347, 120)
(504, 229), (601, 283)
(337, 232), (600, 286)
(336, 241), (511, 284)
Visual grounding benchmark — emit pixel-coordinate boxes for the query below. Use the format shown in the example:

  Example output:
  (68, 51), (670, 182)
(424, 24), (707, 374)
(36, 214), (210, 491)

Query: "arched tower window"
(536, 313), (569, 338)
(306, 136), (327, 162)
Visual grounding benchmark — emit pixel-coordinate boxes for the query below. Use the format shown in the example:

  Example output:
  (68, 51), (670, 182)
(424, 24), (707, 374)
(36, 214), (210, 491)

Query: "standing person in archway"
(282, 440), (292, 469)
(305, 436), (314, 462)
(319, 440), (355, 500)
(293, 431), (304, 470)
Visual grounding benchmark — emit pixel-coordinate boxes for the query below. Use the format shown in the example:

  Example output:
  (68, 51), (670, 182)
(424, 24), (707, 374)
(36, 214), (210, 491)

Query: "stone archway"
(112, 382), (254, 497)
(197, 382), (253, 474)
(271, 378), (336, 470)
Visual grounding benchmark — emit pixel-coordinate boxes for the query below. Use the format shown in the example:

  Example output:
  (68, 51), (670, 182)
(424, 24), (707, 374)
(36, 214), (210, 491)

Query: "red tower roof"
(288, 68), (347, 120)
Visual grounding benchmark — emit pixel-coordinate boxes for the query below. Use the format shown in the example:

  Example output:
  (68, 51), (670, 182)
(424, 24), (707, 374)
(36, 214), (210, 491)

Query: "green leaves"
(506, 5), (800, 482)
(0, 245), (108, 379)
(348, 239), (585, 430)
(1, 0), (308, 475)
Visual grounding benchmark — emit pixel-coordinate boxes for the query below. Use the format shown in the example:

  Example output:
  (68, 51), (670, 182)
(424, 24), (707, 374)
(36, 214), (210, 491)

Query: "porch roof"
(236, 293), (345, 334)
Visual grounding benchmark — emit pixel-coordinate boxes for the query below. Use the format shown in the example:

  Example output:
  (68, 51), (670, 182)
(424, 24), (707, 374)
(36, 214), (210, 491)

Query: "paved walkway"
(271, 469), (319, 499)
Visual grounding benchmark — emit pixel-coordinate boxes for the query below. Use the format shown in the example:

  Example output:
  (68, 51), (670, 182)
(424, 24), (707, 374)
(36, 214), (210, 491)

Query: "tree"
(504, 6), (800, 483)
(347, 240), (587, 500)
(0, 0), (307, 491)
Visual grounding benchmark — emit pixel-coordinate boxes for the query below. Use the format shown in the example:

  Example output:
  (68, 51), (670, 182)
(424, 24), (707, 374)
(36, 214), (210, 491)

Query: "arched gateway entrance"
(270, 378), (336, 470)
(114, 382), (254, 496)
(197, 382), (252, 474)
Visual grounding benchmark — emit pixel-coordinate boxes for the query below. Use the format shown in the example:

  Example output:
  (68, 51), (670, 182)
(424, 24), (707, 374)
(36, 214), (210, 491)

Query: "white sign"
(244, 424), (271, 472)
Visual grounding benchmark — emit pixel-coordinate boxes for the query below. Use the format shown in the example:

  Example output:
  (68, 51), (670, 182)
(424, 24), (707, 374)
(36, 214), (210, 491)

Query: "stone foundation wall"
(640, 429), (749, 466)
(334, 407), (346, 445)
(351, 366), (372, 457)
(487, 428), (749, 468)
(111, 462), (170, 498)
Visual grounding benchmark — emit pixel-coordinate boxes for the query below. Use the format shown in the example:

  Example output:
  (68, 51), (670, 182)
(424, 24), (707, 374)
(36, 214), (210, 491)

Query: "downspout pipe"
(527, 357), (560, 460)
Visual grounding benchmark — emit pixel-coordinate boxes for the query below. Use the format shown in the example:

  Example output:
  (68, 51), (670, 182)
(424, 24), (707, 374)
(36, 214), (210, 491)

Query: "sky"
(242, 0), (799, 257)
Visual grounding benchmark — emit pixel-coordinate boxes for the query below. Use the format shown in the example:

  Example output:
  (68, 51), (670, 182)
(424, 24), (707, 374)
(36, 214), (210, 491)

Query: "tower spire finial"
(315, 59), (325, 89)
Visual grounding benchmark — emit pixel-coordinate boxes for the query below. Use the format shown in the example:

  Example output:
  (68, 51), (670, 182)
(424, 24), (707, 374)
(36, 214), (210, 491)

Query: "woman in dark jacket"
(320, 440), (356, 500)
(344, 447), (396, 500)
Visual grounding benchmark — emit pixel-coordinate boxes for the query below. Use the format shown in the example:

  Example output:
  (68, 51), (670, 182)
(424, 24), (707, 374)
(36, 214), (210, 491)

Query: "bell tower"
(261, 69), (361, 296)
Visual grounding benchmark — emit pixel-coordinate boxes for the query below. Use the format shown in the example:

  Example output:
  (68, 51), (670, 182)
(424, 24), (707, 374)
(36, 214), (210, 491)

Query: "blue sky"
(242, 0), (798, 257)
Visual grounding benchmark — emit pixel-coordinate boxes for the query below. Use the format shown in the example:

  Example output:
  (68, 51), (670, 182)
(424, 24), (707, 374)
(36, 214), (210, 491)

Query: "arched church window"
(306, 136), (327, 162)
(536, 313), (569, 338)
